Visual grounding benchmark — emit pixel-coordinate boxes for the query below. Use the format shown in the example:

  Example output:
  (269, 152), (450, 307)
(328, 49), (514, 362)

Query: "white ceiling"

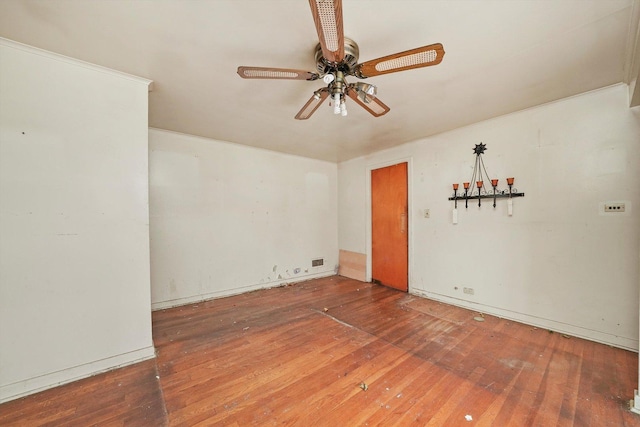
(1, 0), (638, 162)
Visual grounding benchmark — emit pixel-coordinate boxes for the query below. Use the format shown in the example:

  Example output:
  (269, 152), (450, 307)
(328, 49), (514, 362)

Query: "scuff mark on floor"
(312, 308), (354, 329)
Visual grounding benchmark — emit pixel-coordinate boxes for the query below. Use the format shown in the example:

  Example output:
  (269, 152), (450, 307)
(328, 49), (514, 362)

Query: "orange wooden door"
(371, 162), (408, 292)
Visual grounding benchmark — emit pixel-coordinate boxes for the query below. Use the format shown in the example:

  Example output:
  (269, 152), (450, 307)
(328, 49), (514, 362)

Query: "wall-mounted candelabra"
(448, 143), (524, 221)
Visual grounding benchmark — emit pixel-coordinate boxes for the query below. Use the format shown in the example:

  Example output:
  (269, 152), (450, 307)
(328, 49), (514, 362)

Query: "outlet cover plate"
(604, 202), (625, 212)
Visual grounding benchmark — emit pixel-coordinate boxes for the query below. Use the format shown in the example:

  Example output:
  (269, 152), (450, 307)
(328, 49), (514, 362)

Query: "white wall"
(149, 129), (338, 309)
(0, 39), (155, 402)
(339, 84), (640, 350)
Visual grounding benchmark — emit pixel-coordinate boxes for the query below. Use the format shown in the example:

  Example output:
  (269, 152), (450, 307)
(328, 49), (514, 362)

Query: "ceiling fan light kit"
(237, 0), (445, 120)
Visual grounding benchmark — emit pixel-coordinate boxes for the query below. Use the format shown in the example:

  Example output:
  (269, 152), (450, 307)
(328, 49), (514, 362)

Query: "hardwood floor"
(1, 275), (639, 426)
(0, 359), (166, 426)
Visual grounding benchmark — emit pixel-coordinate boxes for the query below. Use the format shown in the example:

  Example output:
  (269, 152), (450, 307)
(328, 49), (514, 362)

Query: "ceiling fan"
(237, 0), (445, 120)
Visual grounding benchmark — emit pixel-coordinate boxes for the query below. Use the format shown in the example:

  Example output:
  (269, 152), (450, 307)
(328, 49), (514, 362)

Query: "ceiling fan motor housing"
(315, 38), (359, 76)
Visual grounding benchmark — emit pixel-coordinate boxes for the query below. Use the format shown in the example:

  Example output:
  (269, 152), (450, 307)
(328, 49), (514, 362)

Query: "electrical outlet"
(463, 287), (474, 295)
(604, 203), (625, 212)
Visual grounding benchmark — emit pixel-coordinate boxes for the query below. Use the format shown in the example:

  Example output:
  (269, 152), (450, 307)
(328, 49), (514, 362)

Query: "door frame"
(365, 157), (413, 292)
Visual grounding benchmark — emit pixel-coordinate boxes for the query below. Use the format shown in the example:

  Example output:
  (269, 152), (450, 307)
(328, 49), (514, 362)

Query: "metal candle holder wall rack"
(448, 143), (524, 218)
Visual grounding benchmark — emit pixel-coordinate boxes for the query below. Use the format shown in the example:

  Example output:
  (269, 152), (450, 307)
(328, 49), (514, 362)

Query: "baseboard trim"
(152, 271), (336, 311)
(0, 346), (156, 404)
(411, 289), (639, 352)
(632, 390), (640, 415)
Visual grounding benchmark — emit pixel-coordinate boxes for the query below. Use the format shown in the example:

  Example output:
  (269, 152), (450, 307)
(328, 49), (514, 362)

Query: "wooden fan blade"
(237, 66), (319, 80)
(308, 0), (344, 64)
(355, 43), (445, 78)
(295, 89), (329, 120)
(346, 90), (390, 117)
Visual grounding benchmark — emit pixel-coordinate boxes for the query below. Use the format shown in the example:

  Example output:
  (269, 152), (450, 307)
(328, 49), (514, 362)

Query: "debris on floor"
(323, 307), (329, 312)
(465, 414), (473, 421)
(359, 382), (368, 391)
